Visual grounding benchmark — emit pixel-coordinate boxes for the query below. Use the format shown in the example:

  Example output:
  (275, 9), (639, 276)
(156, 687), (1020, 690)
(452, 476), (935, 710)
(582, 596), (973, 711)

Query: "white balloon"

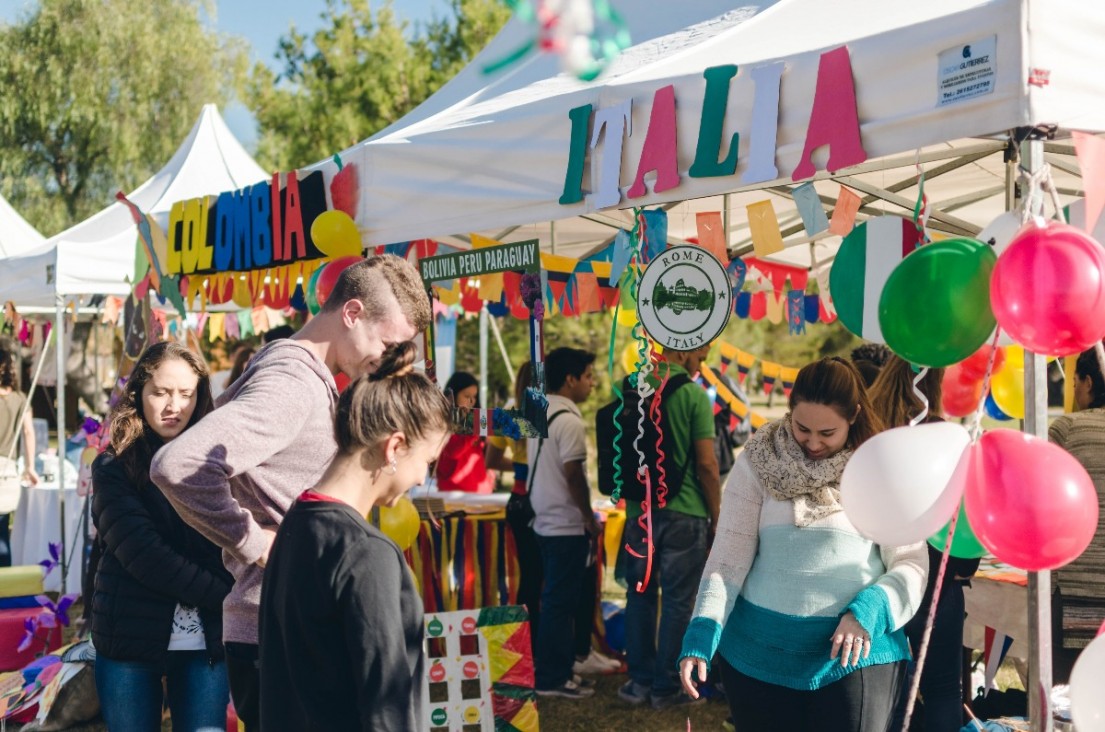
(841, 422), (970, 546)
(978, 212), (1026, 346)
(1072, 634), (1105, 731)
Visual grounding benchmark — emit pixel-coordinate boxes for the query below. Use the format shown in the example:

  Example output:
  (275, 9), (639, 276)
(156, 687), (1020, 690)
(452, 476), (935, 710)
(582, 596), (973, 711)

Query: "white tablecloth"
(11, 484), (87, 594)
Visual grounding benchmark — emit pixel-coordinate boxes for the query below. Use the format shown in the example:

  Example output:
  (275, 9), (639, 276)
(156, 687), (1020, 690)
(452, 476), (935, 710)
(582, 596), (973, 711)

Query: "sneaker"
(617, 680), (651, 706)
(650, 690), (699, 711)
(572, 649), (622, 675)
(572, 674), (596, 689)
(536, 678), (595, 699)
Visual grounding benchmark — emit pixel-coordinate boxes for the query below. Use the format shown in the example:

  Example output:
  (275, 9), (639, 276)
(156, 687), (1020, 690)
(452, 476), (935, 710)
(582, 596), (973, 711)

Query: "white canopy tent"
(0, 193), (45, 259)
(0, 104), (267, 309)
(309, 0), (1096, 266)
(0, 104), (266, 596)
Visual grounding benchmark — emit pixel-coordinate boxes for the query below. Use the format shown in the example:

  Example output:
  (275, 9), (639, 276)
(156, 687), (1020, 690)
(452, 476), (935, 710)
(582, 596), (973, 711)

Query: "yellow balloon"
(231, 276), (253, 309)
(621, 343), (639, 376)
(617, 307), (639, 327)
(377, 496), (422, 551)
(990, 363), (1025, 419)
(310, 211), (362, 258)
(1003, 345), (1057, 365)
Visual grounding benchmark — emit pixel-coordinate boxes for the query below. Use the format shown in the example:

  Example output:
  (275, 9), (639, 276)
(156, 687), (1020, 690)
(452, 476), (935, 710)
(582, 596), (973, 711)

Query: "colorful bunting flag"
(747, 200), (785, 258)
(829, 186), (862, 236)
(793, 181), (830, 237)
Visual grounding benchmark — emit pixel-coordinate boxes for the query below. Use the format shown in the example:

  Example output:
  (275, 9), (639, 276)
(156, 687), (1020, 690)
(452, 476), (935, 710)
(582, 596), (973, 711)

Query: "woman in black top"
(92, 342), (232, 731)
(259, 342), (451, 731)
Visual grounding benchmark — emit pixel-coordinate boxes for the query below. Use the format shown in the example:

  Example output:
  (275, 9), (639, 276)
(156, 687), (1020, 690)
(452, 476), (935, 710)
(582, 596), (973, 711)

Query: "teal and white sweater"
(680, 453), (928, 690)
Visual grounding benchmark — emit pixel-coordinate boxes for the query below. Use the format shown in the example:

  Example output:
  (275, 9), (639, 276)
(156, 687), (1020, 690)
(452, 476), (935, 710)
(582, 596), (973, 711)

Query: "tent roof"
(0, 192), (45, 259)
(0, 104), (267, 308)
(321, 0), (1097, 260)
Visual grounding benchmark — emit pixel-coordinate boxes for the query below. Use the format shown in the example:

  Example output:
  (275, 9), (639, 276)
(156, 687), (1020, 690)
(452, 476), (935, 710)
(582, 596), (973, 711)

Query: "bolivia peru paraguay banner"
(164, 170), (331, 276)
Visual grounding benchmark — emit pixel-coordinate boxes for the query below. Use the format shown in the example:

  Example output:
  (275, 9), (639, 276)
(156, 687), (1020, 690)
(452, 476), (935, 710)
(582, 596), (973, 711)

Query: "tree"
(0, 0), (247, 235)
(248, 0), (509, 171)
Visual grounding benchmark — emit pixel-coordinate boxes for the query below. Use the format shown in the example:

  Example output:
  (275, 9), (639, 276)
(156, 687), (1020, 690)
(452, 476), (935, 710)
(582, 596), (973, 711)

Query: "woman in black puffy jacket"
(92, 342), (232, 731)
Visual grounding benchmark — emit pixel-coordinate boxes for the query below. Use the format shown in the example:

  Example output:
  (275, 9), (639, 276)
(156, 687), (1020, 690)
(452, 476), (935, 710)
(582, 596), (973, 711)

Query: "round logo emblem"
(463, 661), (480, 679)
(431, 708), (448, 725)
(429, 662), (446, 683)
(464, 706), (481, 723)
(461, 616), (477, 634)
(427, 618), (444, 637)
(636, 246), (732, 351)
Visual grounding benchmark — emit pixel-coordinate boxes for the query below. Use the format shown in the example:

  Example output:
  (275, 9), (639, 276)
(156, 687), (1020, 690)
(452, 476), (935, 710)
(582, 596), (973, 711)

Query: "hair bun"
(368, 341), (418, 381)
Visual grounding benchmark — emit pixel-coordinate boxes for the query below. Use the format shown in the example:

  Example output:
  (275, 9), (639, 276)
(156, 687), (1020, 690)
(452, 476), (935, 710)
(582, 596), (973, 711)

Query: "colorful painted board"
(636, 246), (732, 351)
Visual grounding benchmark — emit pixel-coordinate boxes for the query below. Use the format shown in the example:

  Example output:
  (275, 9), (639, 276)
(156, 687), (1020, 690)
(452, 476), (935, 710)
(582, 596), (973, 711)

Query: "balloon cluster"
(300, 255), (362, 316)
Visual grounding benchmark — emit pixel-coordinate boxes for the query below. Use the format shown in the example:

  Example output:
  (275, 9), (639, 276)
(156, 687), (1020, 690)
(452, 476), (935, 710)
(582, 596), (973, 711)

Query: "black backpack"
(596, 373), (693, 502)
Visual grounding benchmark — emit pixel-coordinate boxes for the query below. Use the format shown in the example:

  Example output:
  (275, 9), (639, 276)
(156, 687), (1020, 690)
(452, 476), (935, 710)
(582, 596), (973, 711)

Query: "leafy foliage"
(0, 0), (247, 235)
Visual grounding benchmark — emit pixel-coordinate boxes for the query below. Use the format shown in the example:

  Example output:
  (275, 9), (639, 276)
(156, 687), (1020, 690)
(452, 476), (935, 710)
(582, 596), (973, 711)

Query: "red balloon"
(959, 345), (1005, 382)
(315, 256), (363, 309)
(962, 429), (1099, 571)
(941, 364), (984, 418)
(991, 220), (1105, 356)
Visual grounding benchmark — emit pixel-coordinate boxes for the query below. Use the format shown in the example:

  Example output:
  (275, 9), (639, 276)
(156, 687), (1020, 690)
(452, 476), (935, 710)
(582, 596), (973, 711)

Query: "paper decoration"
(689, 65), (740, 179)
(635, 246), (732, 351)
(761, 361), (780, 394)
(780, 366), (800, 397)
(207, 313), (225, 343)
(735, 291), (751, 319)
(627, 85), (680, 199)
(422, 607), (538, 732)
(224, 311), (240, 340)
(329, 158), (359, 218)
(792, 181), (830, 237)
(1073, 131), (1105, 234)
(804, 294), (821, 324)
(640, 209), (668, 260)
(787, 290), (806, 334)
(981, 626), (1014, 695)
(747, 200), (785, 258)
(590, 100), (633, 210)
(608, 229), (633, 285)
(792, 47), (867, 181)
(829, 186), (862, 236)
(237, 310), (254, 338)
(728, 258), (747, 292)
(575, 272), (603, 313)
(101, 297), (122, 326)
(765, 292), (784, 324)
(830, 216), (920, 343)
(695, 212), (729, 266)
(251, 307), (269, 334)
(560, 104), (593, 205)
(749, 292), (766, 320)
(742, 62), (785, 185)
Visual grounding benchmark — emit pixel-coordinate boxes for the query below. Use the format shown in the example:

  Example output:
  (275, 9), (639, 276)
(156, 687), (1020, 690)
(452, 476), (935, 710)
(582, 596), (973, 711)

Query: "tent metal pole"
(723, 193), (731, 256)
(54, 295), (67, 596)
(550, 220), (557, 255)
(487, 311), (514, 386)
(479, 306), (489, 411)
(1018, 135), (1053, 732)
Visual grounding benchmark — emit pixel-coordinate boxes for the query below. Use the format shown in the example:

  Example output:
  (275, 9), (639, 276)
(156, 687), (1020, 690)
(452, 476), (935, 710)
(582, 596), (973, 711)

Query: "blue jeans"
(624, 510), (709, 696)
(96, 651), (229, 732)
(535, 534), (591, 690)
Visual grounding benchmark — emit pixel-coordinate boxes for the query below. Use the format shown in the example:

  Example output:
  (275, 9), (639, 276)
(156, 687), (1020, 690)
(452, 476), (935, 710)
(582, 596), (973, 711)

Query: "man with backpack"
(602, 343), (721, 709)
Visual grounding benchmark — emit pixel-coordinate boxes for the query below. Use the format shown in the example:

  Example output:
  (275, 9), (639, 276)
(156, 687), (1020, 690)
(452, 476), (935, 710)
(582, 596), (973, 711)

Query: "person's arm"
(485, 437), (513, 472)
(679, 455), (764, 694)
(692, 439), (721, 528)
(563, 460), (599, 535)
(151, 361), (328, 567)
(92, 457), (231, 611)
(19, 410), (38, 485)
(844, 541), (928, 640)
(342, 538), (422, 731)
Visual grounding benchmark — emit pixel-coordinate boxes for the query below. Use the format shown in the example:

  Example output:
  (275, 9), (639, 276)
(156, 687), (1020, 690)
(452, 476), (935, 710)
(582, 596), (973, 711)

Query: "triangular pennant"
(575, 272), (603, 313)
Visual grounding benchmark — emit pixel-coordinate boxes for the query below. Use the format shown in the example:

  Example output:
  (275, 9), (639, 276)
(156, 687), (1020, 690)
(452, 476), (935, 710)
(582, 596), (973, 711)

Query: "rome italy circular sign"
(636, 246), (732, 351)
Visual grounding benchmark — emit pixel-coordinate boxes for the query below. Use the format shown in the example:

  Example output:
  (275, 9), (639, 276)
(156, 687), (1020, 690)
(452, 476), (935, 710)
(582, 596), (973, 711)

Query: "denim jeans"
(624, 510), (708, 697)
(535, 533), (590, 690)
(96, 651), (228, 732)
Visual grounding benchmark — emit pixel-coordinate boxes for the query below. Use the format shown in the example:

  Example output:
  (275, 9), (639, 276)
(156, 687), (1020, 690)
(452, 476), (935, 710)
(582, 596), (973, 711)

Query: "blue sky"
(0, 0), (454, 150)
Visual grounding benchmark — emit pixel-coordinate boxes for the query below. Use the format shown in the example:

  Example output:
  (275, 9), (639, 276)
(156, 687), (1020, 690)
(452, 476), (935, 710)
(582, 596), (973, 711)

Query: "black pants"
(723, 659), (905, 732)
(505, 495), (544, 644)
(224, 642), (260, 732)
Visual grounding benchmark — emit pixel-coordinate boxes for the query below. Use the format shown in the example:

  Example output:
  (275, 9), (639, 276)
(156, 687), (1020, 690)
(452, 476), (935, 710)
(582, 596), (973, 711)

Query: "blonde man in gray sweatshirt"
(152, 254), (431, 731)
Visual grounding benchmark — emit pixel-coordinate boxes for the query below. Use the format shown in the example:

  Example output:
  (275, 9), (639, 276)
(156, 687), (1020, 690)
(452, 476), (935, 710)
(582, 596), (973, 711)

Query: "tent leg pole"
(1019, 135), (1053, 732)
(54, 296), (67, 597)
(479, 306), (489, 411)
(550, 220), (557, 256)
(723, 193), (731, 256)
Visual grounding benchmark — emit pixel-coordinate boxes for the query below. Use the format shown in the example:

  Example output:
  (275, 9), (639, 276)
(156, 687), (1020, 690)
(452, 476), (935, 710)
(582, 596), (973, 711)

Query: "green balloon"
(879, 238), (996, 367)
(306, 267), (324, 316)
(928, 501), (987, 559)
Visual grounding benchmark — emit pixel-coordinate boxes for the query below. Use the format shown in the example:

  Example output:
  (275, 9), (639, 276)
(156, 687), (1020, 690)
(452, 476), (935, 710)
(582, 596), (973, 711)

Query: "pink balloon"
(963, 429), (1099, 571)
(990, 220), (1105, 356)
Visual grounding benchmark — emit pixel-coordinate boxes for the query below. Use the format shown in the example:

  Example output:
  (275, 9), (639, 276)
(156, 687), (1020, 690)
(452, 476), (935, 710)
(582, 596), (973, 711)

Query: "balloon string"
(900, 506), (959, 731)
(909, 367), (930, 426)
(624, 466), (655, 593)
(650, 355), (671, 509)
(967, 328), (1003, 441)
(609, 303), (627, 505)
